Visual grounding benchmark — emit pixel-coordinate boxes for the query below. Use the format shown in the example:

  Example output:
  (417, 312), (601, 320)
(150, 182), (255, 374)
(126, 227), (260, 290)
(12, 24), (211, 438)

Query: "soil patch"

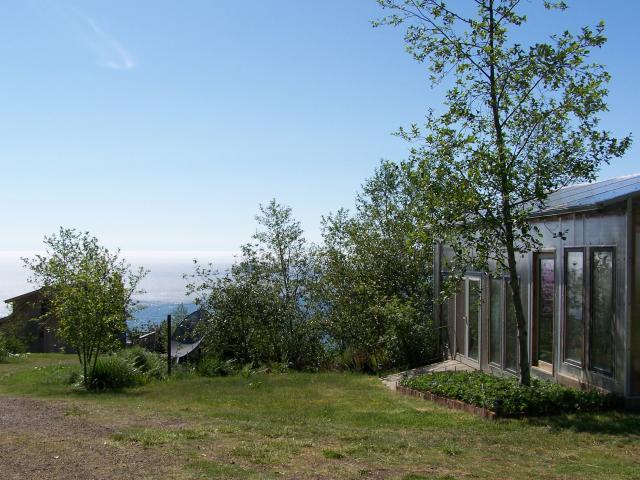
(0, 395), (182, 480)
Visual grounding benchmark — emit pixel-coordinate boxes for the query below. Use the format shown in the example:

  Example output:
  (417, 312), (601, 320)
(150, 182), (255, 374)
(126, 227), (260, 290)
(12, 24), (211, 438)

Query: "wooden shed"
(434, 174), (640, 404)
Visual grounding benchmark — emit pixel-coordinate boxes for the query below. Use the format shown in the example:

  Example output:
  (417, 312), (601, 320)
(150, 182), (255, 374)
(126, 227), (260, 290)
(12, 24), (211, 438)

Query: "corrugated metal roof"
(532, 173), (640, 217)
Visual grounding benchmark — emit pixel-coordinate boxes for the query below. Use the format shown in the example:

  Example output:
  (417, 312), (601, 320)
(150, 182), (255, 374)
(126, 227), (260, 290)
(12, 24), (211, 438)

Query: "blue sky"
(1, 0), (639, 302)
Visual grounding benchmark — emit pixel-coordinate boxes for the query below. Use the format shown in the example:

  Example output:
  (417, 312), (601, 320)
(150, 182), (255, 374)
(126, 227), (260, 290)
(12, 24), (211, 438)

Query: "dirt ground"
(0, 395), (181, 480)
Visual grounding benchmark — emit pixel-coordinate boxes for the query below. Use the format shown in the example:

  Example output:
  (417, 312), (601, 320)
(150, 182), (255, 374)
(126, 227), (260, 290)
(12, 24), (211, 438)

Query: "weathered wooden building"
(434, 174), (640, 403)
(0, 289), (68, 353)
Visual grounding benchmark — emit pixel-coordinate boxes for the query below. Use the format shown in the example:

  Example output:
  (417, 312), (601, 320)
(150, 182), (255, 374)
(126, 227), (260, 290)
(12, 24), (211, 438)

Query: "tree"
(171, 303), (189, 325)
(188, 249), (285, 364)
(188, 200), (322, 369)
(253, 199), (320, 362)
(374, 0), (631, 384)
(318, 161), (437, 371)
(24, 228), (147, 388)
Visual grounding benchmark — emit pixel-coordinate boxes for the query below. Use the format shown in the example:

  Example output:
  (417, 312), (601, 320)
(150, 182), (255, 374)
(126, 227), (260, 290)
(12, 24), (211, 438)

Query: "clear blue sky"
(1, 0), (638, 256)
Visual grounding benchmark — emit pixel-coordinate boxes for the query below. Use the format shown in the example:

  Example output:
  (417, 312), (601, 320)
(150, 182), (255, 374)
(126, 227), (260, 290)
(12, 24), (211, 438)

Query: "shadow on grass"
(527, 410), (640, 436)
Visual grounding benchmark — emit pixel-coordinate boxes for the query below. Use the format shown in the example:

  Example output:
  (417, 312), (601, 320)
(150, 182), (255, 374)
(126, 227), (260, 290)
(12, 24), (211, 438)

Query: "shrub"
(0, 332), (8, 363)
(402, 371), (612, 417)
(316, 162), (438, 373)
(171, 362), (197, 379)
(0, 326), (28, 354)
(65, 368), (83, 386)
(120, 347), (167, 380)
(196, 356), (235, 377)
(239, 363), (256, 378)
(266, 361), (290, 374)
(89, 355), (143, 391)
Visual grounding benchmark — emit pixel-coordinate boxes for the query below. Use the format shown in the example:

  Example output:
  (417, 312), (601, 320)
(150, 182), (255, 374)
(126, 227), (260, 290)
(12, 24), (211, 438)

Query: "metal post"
(167, 314), (172, 376)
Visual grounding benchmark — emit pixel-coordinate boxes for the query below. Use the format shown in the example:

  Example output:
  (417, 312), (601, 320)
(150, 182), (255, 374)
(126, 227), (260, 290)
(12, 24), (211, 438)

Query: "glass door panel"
(536, 255), (555, 366)
(467, 279), (481, 361)
(591, 249), (614, 375)
(565, 250), (585, 364)
(489, 279), (502, 365)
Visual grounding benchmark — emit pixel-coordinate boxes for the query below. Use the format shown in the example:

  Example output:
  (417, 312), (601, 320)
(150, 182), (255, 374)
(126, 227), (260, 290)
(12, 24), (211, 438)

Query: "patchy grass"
(1, 354), (639, 479)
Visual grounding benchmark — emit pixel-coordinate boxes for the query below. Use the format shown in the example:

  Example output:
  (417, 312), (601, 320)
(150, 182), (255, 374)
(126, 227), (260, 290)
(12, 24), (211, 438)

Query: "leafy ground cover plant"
(89, 355), (143, 391)
(196, 356), (235, 377)
(120, 347), (167, 380)
(402, 371), (611, 417)
(87, 348), (172, 390)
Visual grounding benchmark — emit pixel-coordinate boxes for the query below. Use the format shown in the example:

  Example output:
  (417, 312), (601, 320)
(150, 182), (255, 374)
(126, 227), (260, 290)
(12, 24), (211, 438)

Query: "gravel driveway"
(0, 395), (179, 480)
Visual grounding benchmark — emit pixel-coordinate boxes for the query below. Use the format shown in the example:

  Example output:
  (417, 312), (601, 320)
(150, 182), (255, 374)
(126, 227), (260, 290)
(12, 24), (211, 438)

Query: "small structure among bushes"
(401, 371), (612, 417)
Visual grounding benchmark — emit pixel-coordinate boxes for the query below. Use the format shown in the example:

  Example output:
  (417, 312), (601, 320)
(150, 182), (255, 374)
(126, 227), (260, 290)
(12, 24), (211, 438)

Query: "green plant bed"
(402, 371), (612, 417)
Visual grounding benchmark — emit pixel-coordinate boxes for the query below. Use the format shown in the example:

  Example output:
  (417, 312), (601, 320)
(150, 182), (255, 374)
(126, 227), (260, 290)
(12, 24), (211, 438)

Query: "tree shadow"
(526, 410), (640, 436)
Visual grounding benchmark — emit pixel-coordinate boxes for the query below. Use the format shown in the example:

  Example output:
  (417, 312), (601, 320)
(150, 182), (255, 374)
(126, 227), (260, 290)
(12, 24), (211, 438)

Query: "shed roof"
(532, 173), (640, 217)
(4, 288), (43, 304)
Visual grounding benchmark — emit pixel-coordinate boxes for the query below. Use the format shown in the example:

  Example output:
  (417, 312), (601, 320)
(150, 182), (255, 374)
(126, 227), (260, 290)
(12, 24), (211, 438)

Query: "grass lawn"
(1, 354), (639, 479)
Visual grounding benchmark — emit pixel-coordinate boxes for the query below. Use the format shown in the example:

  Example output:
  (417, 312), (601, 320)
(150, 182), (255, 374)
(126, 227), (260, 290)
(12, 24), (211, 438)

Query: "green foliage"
(188, 183), (439, 373)
(0, 318), (30, 354)
(374, 0), (631, 384)
(23, 228), (147, 389)
(322, 449), (345, 459)
(119, 347), (167, 380)
(0, 332), (9, 362)
(170, 362), (197, 380)
(403, 371), (611, 416)
(266, 361), (290, 374)
(3, 334), (27, 354)
(2, 355), (640, 478)
(88, 355), (143, 391)
(317, 162), (438, 372)
(239, 363), (257, 378)
(65, 368), (83, 386)
(188, 200), (324, 370)
(196, 356), (235, 377)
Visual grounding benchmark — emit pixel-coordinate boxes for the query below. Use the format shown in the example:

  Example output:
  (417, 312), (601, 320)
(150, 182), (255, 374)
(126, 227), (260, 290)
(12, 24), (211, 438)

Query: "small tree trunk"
(505, 231), (531, 386)
(486, 0), (530, 386)
(92, 348), (100, 382)
(82, 346), (89, 388)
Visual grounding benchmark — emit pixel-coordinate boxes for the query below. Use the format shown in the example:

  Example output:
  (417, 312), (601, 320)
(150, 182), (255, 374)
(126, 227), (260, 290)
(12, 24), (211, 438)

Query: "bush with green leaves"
(0, 320), (29, 354)
(317, 162), (438, 372)
(0, 332), (9, 362)
(402, 371), (612, 417)
(188, 200), (324, 370)
(65, 368), (83, 386)
(23, 228), (147, 389)
(196, 356), (235, 377)
(119, 347), (167, 380)
(88, 355), (143, 391)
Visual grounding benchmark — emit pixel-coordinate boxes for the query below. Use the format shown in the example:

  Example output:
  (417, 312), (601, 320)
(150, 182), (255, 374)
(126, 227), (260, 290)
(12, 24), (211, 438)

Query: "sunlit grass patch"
(1, 354), (640, 479)
(112, 427), (209, 447)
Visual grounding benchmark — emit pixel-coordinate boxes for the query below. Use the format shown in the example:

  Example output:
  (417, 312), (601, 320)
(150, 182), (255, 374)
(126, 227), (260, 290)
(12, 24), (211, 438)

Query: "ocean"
(0, 250), (233, 317)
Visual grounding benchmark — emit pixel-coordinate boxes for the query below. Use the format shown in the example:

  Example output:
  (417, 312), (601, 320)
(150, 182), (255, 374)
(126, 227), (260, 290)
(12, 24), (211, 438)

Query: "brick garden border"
(396, 384), (498, 420)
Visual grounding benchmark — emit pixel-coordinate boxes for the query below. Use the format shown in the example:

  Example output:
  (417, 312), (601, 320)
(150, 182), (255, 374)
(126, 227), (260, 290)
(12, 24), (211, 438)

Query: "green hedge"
(402, 371), (612, 416)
